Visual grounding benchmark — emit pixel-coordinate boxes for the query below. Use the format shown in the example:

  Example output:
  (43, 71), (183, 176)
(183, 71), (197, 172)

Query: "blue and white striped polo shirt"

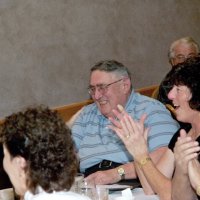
(72, 90), (179, 172)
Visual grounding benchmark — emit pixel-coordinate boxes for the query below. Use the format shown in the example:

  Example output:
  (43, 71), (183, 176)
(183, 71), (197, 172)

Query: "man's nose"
(93, 88), (102, 100)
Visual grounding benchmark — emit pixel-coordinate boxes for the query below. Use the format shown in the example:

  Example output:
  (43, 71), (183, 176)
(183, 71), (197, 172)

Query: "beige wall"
(0, 0), (200, 118)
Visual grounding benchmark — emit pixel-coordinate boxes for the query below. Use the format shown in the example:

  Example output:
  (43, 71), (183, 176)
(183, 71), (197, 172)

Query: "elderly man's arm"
(85, 146), (167, 187)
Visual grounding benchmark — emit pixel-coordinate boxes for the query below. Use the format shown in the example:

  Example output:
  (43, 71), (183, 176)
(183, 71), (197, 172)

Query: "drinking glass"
(95, 186), (109, 200)
(0, 188), (14, 200)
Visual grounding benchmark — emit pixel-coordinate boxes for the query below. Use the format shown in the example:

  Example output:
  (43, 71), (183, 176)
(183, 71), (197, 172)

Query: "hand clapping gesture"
(174, 130), (200, 175)
(109, 104), (149, 162)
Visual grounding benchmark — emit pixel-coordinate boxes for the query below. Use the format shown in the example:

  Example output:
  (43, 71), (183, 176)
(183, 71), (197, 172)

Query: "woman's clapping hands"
(108, 104), (150, 162)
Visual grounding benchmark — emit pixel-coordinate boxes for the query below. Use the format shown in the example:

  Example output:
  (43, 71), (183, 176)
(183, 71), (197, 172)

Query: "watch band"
(139, 156), (151, 167)
(196, 185), (200, 196)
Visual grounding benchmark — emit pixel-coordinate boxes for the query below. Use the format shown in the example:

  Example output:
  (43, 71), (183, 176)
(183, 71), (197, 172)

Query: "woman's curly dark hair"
(169, 56), (200, 111)
(0, 106), (78, 194)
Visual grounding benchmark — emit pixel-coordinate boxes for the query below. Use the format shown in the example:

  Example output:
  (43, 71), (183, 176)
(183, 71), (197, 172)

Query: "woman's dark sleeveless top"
(168, 123), (200, 162)
(168, 123), (200, 199)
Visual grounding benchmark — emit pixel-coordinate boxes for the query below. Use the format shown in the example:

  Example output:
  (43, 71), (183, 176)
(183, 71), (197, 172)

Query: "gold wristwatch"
(139, 157), (151, 167)
(117, 167), (125, 180)
(196, 185), (200, 196)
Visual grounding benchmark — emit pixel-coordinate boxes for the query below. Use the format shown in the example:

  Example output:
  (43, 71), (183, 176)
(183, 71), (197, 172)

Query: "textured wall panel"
(0, 0), (199, 117)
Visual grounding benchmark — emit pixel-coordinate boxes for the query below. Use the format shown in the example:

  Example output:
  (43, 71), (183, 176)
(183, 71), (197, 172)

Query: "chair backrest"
(54, 85), (158, 122)
(165, 103), (176, 118)
(151, 86), (159, 99)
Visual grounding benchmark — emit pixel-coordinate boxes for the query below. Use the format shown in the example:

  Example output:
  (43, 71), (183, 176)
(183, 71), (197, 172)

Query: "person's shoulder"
(58, 191), (91, 200)
(82, 102), (97, 113)
(25, 190), (91, 200)
(78, 102), (100, 119)
(61, 191), (91, 200)
(134, 92), (166, 108)
(85, 102), (96, 108)
(54, 191), (91, 200)
(72, 102), (98, 125)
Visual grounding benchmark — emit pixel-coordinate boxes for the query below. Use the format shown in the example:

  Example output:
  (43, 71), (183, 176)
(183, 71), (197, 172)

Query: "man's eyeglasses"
(88, 78), (123, 96)
(174, 53), (197, 62)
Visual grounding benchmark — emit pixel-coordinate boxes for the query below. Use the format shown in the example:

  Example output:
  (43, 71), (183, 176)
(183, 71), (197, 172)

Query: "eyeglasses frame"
(88, 78), (124, 96)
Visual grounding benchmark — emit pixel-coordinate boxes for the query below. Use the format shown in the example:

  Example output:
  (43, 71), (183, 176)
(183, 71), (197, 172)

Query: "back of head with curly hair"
(0, 106), (77, 194)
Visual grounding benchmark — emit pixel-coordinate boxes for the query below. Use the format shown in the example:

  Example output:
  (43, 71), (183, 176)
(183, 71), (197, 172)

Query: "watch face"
(141, 159), (146, 165)
(118, 167), (125, 175)
(140, 157), (151, 166)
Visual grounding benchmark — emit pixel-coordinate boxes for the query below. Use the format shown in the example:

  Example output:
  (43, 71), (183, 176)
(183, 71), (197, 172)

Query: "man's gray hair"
(168, 36), (199, 60)
(91, 60), (131, 80)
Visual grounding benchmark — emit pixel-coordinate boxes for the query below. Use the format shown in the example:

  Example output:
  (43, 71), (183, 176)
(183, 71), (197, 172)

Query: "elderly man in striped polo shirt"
(72, 60), (179, 185)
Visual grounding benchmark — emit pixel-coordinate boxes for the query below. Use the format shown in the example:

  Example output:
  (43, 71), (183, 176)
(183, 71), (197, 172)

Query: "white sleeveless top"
(24, 188), (91, 200)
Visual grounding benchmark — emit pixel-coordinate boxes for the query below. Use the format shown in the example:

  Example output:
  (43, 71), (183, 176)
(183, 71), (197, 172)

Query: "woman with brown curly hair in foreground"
(0, 106), (91, 200)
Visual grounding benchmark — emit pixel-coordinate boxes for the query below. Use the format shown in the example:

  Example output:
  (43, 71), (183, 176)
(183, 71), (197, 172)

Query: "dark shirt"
(168, 124), (192, 151)
(168, 124), (200, 162)
(168, 124), (200, 199)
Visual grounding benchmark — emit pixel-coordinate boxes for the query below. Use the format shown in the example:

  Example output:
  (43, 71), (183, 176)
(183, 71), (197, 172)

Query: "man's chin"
(99, 108), (112, 118)
(100, 110), (109, 117)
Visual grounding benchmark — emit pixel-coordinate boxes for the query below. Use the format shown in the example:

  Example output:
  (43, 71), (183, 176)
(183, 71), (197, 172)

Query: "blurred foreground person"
(0, 106), (91, 200)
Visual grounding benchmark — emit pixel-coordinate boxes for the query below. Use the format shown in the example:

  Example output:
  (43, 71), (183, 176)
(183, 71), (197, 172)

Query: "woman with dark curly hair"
(0, 106), (91, 200)
(109, 56), (200, 200)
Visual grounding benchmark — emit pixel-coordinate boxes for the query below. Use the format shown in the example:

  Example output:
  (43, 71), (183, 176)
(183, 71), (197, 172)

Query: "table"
(0, 188), (14, 200)
(109, 188), (159, 200)
(72, 176), (159, 200)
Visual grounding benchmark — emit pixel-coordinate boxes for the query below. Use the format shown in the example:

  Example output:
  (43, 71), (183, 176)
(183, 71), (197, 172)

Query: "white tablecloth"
(109, 188), (159, 200)
(72, 176), (159, 200)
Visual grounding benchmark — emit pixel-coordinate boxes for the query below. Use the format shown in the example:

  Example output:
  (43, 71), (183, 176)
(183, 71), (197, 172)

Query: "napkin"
(114, 188), (134, 200)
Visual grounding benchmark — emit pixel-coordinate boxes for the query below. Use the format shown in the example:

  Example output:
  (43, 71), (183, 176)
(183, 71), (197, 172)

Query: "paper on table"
(96, 184), (132, 190)
(113, 188), (134, 200)
(122, 188), (134, 200)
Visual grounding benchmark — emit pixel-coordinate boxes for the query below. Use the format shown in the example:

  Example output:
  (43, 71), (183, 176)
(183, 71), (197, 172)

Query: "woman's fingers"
(109, 104), (149, 144)
(174, 136), (200, 166)
(109, 116), (122, 129)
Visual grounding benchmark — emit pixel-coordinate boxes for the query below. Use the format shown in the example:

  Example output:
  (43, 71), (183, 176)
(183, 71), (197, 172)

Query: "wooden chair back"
(54, 85), (158, 122)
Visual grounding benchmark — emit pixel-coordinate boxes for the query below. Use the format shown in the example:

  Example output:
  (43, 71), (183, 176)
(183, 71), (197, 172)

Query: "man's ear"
(122, 78), (131, 93)
(169, 58), (174, 66)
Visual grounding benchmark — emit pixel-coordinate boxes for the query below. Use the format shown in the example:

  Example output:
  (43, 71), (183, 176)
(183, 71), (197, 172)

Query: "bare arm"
(172, 168), (195, 200)
(172, 130), (200, 200)
(85, 146), (167, 186)
(84, 161), (136, 185)
(188, 159), (200, 193)
(134, 147), (171, 196)
(134, 149), (174, 200)
(109, 106), (175, 200)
